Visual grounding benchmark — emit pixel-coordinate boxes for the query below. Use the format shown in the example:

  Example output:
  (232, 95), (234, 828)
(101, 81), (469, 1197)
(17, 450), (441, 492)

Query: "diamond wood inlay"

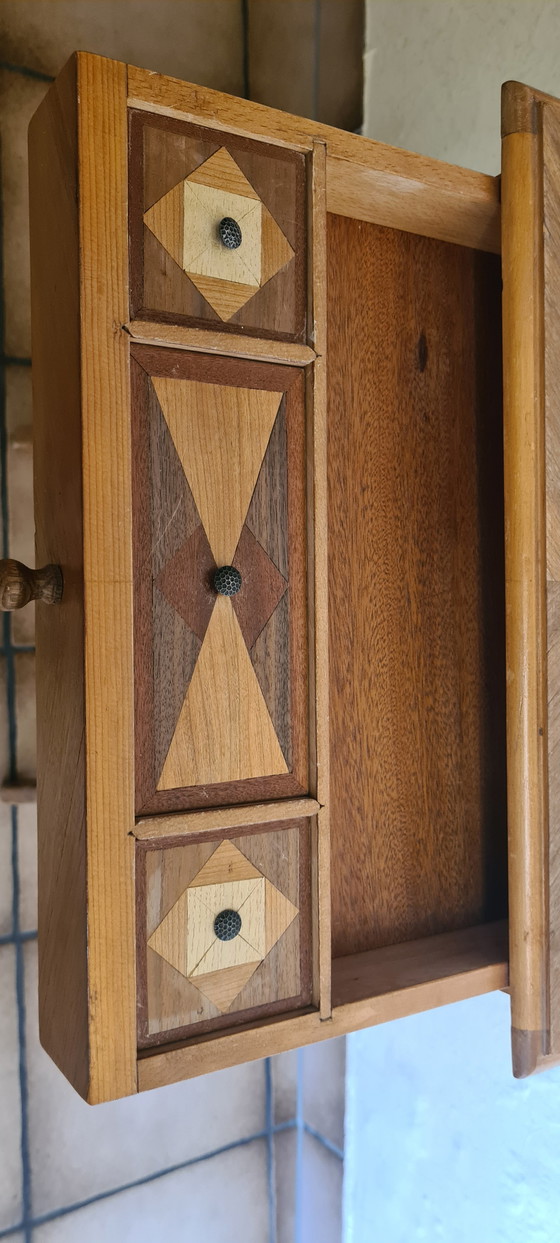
(142, 145), (295, 321)
(145, 836), (302, 1018)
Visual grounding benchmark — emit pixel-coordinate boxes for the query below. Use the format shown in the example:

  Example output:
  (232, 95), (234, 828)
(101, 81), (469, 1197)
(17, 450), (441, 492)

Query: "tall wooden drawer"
(131, 345), (309, 814)
(129, 108), (307, 342)
(137, 815), (313, 1047)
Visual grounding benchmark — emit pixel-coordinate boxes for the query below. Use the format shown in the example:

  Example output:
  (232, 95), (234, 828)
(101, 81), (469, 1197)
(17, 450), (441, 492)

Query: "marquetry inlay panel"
(131, 345), (309, 814)
(137, 820), (312, 1045)
(129, 109), (307, 341)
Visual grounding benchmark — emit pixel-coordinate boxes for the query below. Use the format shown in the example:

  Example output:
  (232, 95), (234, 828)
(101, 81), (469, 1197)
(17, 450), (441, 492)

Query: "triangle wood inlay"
(189, 840), (262, 886)
(152, 377), (283, 565)
(250, 592), (291, 766)
(264, 879), (299, 955)
(156, 524), (216, 643)
(193, 961), (261, 1012)
(143, 179), (184, 270)
(187, 147), (260, 198)
(231, 524), (288, 651)
(156, 595), (289, 790)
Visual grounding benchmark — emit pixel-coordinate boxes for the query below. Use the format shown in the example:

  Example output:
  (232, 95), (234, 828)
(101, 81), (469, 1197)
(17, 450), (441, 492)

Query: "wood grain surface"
(137, 920), (508, 1090)
(129, 108), (307, 341)
(31, 53), (138, 1103)
(137, 819), (312, 1045)
(126, 319), (316, 366)
(77, 55), (137, 1102)
(29, 55), (90, 1101)
(542, 103), (560, 1067)
(131, 346), (309, 813)
(327, 214), (507, 959)
(127, 63), (500, 254)
(501, 107), (548, 1076)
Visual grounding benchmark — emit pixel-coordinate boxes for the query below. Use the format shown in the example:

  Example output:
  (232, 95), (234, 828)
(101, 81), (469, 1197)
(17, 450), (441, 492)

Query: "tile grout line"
(241, 0), (250, 100)
(303, 1121), (344, 1161)
(12, 806), (32, 1243)
(0, 1126), (299, 1238)
(265, 1058), (277, 1243)
(1, 157), (32, 1243)
(295, 1048), (305, 1243)
(0, 62), (54, 83)
(313, 0), (322, 122)
(0, 1124), (300, 1237)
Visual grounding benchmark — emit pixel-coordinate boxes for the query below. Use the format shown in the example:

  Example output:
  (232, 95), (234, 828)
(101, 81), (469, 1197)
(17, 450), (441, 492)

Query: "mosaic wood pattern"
(131, 345), (309, 814)
(129, 110), (307, 342)
(137, 820), (312, 1043)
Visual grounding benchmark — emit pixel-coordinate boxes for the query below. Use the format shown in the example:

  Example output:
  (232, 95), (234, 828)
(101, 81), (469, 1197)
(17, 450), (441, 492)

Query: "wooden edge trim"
(125, 321), (316, 367)
(127, 62), (500, 253)
(511, 1026), (546, 1078)
(326, 155), (501, 254)
(501, 80), (560, 137)
(502, 124), (549, 1048)
(136, 924), (507, 1091)
(133, 798), (321, 840)
(308, 141), (330, 1017)
(77, 52), (138, 1102)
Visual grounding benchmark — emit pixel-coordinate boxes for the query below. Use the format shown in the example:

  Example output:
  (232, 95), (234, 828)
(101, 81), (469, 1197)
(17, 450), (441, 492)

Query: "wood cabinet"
(10, 52), (558, 1100)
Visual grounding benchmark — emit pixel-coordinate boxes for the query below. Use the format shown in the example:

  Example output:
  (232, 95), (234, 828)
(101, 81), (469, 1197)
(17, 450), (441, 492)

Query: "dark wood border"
(128, 108), (307, 343)
(136, 817), (313, 1047)
(131, 344), (309, 814)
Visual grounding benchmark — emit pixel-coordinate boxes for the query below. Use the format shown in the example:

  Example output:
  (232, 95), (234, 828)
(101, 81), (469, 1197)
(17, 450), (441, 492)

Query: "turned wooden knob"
(0, 560), (63, 610)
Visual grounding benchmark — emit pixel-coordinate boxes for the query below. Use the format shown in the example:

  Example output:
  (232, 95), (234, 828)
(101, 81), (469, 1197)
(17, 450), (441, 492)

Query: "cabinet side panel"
(29, 56), (89, 1099)
(327, 215), (507, 959)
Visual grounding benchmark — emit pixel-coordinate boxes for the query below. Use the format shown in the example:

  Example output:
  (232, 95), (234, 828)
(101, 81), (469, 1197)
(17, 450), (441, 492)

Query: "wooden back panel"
(327, 215), (507, 959)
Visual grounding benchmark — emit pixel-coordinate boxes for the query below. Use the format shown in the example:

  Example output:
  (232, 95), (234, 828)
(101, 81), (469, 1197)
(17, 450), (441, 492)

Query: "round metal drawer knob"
(214, 909), (242, 942)
(218, 216), (242, 249)
(213, 565), (242, 596)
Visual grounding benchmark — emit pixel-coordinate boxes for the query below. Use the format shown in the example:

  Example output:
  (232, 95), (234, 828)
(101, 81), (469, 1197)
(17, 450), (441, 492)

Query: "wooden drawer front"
(129, 109), (307, 341)
(137, 818), (313, 1046)
(131, 345), (309, 814)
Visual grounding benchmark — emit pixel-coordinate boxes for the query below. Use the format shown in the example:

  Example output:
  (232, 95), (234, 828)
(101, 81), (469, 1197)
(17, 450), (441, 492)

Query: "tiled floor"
(0, 2), (360, 1239)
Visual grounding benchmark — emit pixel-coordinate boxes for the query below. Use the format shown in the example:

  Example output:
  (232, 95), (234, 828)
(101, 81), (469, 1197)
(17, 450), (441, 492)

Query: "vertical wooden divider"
(502, 95), (549, 1077)
(78, 53), (137, 1101)
(308, 140), (331, 1019)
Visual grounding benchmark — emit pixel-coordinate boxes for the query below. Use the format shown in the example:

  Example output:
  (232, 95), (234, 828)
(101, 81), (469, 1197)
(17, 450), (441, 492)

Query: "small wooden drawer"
(131, 344), (309, 814)
(129, 109), (307, 341)
(137, 816), (313, 1047)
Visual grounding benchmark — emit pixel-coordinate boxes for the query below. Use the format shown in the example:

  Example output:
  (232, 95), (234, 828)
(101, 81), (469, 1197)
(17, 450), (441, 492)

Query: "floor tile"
(299, 1130), (343, 1243)
(16, 804), (37, 934)
(0, 1), (244, 93)
(274, 1128), (297, 1243)
(33, 1138), (269, 1243)
(14, 652), (36, 783)
(0, 69), (49, 358)
(25, 944), (266, 1215)
(5, 366), (35, 649)
(302, 1037), (346, 1150)
(271, 1048), (298, 1125)
(0, 804), (13, 937)
(0, 946), (23, 1231)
